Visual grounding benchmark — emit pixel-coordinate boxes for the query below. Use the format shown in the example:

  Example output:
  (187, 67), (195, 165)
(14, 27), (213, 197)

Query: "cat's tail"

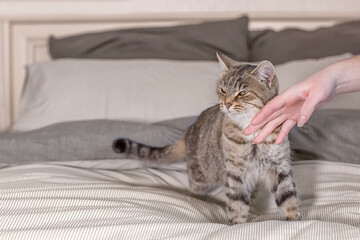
(112, 138), (186, 163)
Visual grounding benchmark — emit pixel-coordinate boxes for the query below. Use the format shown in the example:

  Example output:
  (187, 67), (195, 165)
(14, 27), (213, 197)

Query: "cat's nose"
(225, 103), (232, 109)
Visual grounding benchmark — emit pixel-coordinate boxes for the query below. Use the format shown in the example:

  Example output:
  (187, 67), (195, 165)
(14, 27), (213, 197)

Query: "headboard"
(0, 1), (359, 131)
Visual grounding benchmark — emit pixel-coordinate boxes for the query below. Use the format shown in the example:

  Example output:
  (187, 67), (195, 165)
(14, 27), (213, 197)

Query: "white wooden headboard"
(1, 0), (360, 131)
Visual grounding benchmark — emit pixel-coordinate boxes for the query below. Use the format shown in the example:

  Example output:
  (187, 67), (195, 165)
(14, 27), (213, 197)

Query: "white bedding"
(1, 159), (359, 239)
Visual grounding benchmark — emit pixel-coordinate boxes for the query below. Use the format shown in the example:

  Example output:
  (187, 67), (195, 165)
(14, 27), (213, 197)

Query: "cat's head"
(216, 52), (279, 118)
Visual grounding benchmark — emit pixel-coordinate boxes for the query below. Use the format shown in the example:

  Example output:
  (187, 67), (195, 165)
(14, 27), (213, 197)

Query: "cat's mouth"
(222, 106), (246, 115)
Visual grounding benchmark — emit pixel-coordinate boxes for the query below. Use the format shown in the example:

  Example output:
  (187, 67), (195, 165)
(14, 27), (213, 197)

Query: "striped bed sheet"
(1, 160), (359, 239)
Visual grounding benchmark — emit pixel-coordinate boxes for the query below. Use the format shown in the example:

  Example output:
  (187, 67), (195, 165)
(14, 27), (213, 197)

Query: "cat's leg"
(250, 182), (260, 205)
(269, 165), (301, 221)
(225, 170), (252, 224)
(249, 182), (260, 213)
(188, 161), (214, 194)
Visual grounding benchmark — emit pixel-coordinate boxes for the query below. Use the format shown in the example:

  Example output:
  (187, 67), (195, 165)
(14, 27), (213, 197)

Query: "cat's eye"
(219, 88), (227, 95)
(238, 91), (247, 97)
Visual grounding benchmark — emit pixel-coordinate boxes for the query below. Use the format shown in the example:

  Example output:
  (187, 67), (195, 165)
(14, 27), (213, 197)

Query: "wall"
(0, 0), (360, 18)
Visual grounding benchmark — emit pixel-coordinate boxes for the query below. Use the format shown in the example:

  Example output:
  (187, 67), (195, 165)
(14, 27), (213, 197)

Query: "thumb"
(298, 92), (322, 127)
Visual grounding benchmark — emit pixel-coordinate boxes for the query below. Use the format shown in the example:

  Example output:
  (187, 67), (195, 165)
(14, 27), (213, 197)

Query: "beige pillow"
(13, 54), (356, 132)
(13, 59), (220, 131)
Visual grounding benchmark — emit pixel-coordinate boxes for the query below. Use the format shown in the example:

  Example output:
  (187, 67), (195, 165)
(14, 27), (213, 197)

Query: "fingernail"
(244, 125), (255, 135)
(297, 115), (306, 127)
(243, 127), (250, 135)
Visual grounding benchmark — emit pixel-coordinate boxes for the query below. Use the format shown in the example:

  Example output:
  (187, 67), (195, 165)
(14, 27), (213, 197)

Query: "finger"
(244, 108), (283, 135)
(275, 119), (296, 144)
(253, 114), (287, 144)
(243, 124), (258, 136)
(251, 95), (286, 126)
(297, 92), (323, 127)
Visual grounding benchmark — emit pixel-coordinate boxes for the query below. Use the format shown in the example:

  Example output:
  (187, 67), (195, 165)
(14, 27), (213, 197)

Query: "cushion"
(289, 109), (360, 164)
(250, 20), (360, 64)
(1, 120), (184, 164)
(13, 59), (220, 131)
(49, 16), (249, 62)
(13, 54), (357, 132)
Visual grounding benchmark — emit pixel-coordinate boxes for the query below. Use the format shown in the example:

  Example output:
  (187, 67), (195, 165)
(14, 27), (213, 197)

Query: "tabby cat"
(113, 52), (301, 224)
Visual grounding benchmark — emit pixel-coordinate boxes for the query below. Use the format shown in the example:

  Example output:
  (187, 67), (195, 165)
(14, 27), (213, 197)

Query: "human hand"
(243, 67), (338, 144)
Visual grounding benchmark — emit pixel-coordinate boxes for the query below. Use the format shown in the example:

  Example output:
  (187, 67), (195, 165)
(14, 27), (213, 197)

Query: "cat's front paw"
(227, 209), (248, 225)
(285, 207), (302, 221)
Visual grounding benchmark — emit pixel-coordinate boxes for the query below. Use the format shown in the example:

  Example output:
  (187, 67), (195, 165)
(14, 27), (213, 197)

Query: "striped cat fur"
(113, 52), (301, 224)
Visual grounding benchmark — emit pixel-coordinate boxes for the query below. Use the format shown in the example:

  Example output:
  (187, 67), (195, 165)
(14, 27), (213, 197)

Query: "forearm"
(330, 55), (360, 95)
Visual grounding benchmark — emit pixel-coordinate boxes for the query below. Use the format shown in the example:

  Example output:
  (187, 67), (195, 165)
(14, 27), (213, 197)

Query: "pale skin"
(243, 55), (360, 144)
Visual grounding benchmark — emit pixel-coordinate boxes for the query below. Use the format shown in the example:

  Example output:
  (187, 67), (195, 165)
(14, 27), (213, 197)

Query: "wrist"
(326, 60), (346, 95)
(331, 55), (360, 95)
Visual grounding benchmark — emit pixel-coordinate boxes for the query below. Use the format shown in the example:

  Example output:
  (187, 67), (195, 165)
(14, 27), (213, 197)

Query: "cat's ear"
(216, 51), (238, 71)
(251, 60), (275, 86)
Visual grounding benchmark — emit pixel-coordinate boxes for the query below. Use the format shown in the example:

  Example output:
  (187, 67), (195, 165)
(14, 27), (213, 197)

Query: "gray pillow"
(250, 20), (360, 65)
(49, 16), (249, 61)
(3, 112), (359, 165)
(154, 116), (197, 132)
(289, 109), (360, 164)
(0, 120), (185, 164)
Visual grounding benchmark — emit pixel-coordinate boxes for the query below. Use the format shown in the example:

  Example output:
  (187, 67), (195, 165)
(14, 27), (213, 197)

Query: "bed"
(0, 2), (360, 239)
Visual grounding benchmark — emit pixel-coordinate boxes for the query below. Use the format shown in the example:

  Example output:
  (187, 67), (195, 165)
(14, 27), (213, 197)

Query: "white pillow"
(13, 59), (221, 131)
(13, 53), (356, 131)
